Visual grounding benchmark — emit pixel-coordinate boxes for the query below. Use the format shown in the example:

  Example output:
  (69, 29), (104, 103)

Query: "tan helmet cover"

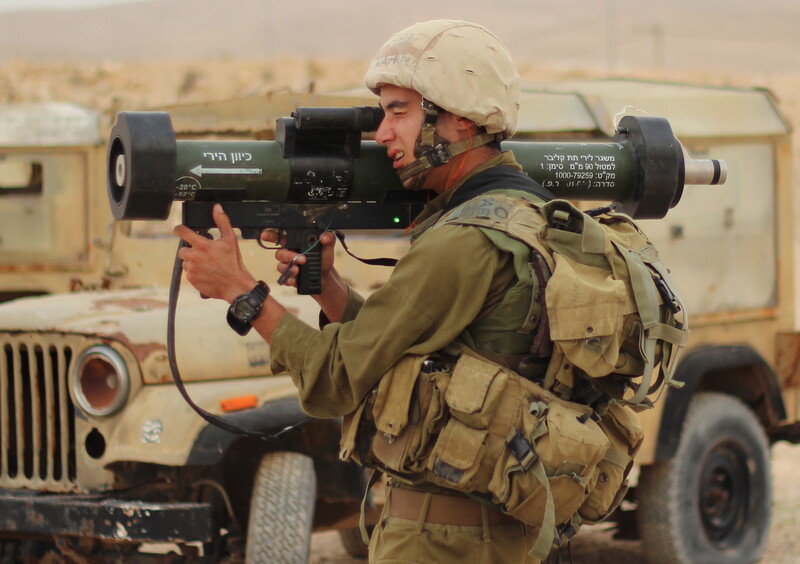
(365, 20), (520, 138)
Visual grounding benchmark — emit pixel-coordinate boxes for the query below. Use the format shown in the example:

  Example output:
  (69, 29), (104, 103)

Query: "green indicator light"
(393, 217), (400, 224)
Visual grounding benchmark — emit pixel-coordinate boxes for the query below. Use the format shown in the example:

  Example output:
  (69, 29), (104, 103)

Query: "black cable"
(168, 240), (301, 441)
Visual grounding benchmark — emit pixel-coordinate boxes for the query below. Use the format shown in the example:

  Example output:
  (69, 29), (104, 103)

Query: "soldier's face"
(375, 85), (465, 192)
(375, 85), (425, 185)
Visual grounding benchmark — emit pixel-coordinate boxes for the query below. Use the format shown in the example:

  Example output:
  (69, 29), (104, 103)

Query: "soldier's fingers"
(212, 204), (237, 240)
(174, 224), (209, 247)
(260, 229), (285, 246)
(319, 231), (337, 247)
(275, 247), (306, 266)
(276, 262), (298, 287)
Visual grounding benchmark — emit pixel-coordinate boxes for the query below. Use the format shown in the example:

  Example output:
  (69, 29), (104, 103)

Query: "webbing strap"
(612, 240), (668, 405)
(577, 213), (606, 254)
(613, 241), (661, 329)
(543, 200), (605, 255)
(359, 469), (381, 544)
(398, 132), (499, 183)
(648, 323), (690, 346)
(420, 98), (439, 148)
(630, 335), (657, 405)
(333, 230), (400, 267)
(648, 259), (688, 316)
(442, 194), (548, 253)
(603, 445), (633, 469)
(528, 461), (557, 561)
(646, 259), (690, 384)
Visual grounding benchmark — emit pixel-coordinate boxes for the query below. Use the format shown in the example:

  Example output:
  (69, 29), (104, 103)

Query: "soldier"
(176, 20), (555, 563)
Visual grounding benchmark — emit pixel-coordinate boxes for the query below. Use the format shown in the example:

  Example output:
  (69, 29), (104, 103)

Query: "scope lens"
(115, 154), (126, 188)
(108, 137), (126, 205)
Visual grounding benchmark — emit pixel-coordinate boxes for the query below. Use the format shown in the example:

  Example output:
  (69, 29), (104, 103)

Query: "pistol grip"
(296, 245), (322, 295)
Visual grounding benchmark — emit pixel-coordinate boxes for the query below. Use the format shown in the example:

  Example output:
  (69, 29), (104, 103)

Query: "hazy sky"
(0, 0), (146, 12)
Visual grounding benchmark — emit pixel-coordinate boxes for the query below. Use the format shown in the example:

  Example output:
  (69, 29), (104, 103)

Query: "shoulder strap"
(439, 193), (556, 380)
(438, 193), (554, 264)
(616, 239), (689, 405)
(443, 164), (554, 215)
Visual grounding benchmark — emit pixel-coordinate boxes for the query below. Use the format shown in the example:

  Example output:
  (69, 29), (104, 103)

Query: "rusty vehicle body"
(0, 81), (798, 564)
(0, 97), (375, 564)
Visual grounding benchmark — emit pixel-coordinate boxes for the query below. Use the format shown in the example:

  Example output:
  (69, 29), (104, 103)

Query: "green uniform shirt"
(270, 152), (542, 417)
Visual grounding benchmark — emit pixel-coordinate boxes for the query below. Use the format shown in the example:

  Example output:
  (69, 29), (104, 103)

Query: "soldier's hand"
(174, 204), (257, 303)
(261, 230), (338, 290)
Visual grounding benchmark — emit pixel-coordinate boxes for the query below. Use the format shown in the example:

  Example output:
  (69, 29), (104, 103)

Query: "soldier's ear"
(454, 115), (478, 132)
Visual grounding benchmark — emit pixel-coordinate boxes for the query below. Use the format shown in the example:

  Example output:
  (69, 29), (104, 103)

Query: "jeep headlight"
(72, 345), (130, 417)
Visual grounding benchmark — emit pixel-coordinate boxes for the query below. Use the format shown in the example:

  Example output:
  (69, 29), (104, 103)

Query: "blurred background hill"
(1, 0), (800, 74)
(0, 0), (799, 129)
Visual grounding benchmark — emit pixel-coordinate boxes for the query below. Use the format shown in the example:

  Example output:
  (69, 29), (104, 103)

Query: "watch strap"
(227, 281), (270, 336)
(250, 280), (269, 302)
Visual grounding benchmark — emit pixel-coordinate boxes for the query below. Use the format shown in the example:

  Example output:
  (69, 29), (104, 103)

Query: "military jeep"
(511, 79), (800, 564)
(2, 79), (800, 564)
(0, 99), (377, 564)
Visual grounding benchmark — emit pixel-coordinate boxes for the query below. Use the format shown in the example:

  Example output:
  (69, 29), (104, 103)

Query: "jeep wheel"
(245, 451), (316, 564)
(637, 392), (771, 564)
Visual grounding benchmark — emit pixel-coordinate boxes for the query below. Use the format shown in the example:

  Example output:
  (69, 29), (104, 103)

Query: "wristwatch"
(226, 281), (270, 336)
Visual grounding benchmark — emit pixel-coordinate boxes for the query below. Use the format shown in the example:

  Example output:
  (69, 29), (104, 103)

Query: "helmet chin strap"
(398, 98), (502, 186)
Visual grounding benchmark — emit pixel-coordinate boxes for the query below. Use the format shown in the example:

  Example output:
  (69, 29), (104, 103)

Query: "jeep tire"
(245, 451), (316, 564)
(637, 392), (771, 564)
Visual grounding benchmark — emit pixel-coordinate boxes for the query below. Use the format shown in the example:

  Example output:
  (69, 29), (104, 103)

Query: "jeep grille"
(0, 335), (77, 489)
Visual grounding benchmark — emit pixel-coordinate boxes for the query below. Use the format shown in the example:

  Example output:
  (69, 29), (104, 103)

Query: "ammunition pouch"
(340, 348), (643, 558)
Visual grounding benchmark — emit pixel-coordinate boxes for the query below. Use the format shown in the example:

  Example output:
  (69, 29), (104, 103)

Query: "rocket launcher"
(107, 107), (726, 294)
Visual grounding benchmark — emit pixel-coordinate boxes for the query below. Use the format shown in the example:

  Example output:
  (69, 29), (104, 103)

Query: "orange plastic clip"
(220, 395), (258, 412)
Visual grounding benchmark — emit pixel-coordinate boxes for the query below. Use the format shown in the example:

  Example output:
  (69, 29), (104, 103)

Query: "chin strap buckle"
(423, 144), (453, 167)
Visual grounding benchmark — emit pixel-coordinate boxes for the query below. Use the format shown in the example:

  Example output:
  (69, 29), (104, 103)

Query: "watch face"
(234, 300), (257, 319)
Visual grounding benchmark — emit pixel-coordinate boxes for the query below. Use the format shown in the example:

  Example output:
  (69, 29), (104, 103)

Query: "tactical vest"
(412, 165), (556, 366)
(340, 190), (689, 559)
(440, 193), (689, 408)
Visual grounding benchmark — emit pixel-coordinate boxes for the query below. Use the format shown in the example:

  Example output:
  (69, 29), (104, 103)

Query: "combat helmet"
(365, 20), (520, 185)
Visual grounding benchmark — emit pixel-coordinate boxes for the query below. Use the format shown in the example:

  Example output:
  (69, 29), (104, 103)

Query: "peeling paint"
(775, 332), (800, 389)
(142, 350), (172, 383)
(107, 334), (168, 365)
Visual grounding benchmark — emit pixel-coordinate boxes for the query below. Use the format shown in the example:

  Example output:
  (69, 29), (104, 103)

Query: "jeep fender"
(187, 396), (314, 465)
(653, 344), (786, 462)
(187, 396), (367, 506)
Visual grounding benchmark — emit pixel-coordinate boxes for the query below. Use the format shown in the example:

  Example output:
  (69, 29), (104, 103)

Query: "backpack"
(439, 194), (689, 410)
(339, 195), (689, 558)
